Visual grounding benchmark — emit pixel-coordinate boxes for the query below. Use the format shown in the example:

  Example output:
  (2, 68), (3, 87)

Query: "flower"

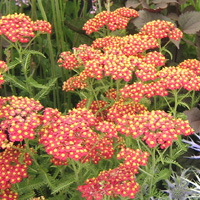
(77, 148), (149, 200)
(62, 71), (88, 92)
(83, 8), (139, 34)
(0, 61), (8, 88)
(39, 107), (115, 165)
(107, 99), (148, 122)
(141, 20), (183, 41)
(0, 188), (18, 200)
(0, 96), (43, 147)
(0, 145), (32, 190)
(116, 110), (193, 148)
(178, 59), (200, 75)
(0, 13), (51, 43)
(77, 99), (109, 122)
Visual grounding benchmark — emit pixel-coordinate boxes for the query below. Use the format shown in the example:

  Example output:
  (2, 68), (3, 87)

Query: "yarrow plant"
(0, 3), (199, 200)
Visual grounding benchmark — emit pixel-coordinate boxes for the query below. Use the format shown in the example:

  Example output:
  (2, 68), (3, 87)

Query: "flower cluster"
(0, 60), (8, 88)
(0, 145), (32, 190)
(0, 188), (18, 200)
(77, 99), (108, 122)
(107, 99), (148, 122)
(62, 71), (88, 92)
(178, 59), (200, 75)
(116, 110), (193, 148)
(120, 63), (200, 101)
(158, 66), (200, 91)
(141, 20), (183, 41)
(0, 96), (43, 147)
(57, 51), (79, 70)
(83, 7), (139, 34)
(92, 34), (158, 56)
(135, 51), (166, 81)
(0, 13), (51, 43)
(77, 148), (149, 200)
(59, 32), (161, 87)
(39, 108), (115, 165)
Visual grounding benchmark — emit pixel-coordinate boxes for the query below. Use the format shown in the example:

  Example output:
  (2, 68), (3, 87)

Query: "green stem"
(97, 0), (102, 12)
(149, 147), (156, 197)
(37, 0), (60, 109)
(116, 79), (120, 101)
(88, 79), (104, 119)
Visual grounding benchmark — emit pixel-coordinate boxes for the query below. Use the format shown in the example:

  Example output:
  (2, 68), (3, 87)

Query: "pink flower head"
(39, 107), (115, 165)
(78, 148), (149, 200)
(0, 96), (43, 146)
(0, 13), (51, 43)
(0, 145), (32, 190)
(83, 8), (138, 34)
(77, 99), (109, 122)
(0, 188), (18, 200)
(178, 59), (200, 75)
(116, 110), (194, 149)
(141, 20), (183, 41)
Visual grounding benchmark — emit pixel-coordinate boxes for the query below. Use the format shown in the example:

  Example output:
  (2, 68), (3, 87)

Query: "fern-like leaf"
(27, 77), (48, 89)
(164, 157), (183, 168)
(41, 172), (56, 190)
(23, 50), (46, 58)
(18, 191), (35, 200)
(34, 78), (57, 100)
(7, 59), (21, 70)
(3, 74), (28, 92)
(17, 177), (47, 194)
(21, 53), (31, 76)
(52, 180), (74, 194)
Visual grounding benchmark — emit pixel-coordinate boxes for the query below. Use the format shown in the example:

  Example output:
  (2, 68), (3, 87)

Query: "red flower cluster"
(0, 60), (8, 88)
(135, 51), (166, 81)
(62, 71), (88, 92)
(116, 110), (193, 148)
(83, 7), (138, 34)
(0, 96), (43, 146)
(0, 188), (18, 200)
(178, 59), (200, 75)
(59, 33), (160, 87)
(0, 13), (51, 43)
(92, 34), (158, 56)
(77, 99), (108, 122)
(0, 145), (32, 190)
(107, 99), (148, 122)
(39, 108), (115, 165)
(141, 20), (183, 41)
(57, 51), (79, 70)
(158, 66), (200, 91)
(120, 63), (200, 101)
(77, 148), (149, 200)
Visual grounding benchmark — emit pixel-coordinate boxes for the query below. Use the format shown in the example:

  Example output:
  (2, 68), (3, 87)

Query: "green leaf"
(3, 74), (28, 92)
(154, 168), (171, 184)
(23, 50), (46, 58)
(178, 101), (190, 109)
(178, 11), (200, 34)
(17, 178), (46, 194)
(7, 60), (21, 70)
(164, 157), (183, 168)
(27, 77), (48, 89)
(22, 53), (31, 75)
(85, 96), (93, 109)
(51, 180), (74, 194)
(41, 172), (56, 190)
(18, 191), (35, 200)
(34, 78), (57, 100)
